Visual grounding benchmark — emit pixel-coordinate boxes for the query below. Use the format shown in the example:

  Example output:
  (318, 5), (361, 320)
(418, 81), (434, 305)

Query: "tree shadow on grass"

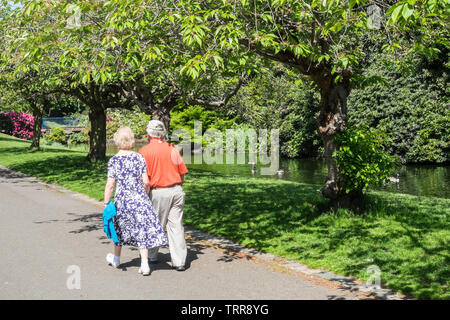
(183, 169), (450, 299)
(10, 151), (449, 299)
(183, 169), (330, 252)
(1, 150), (109, 199)
(0, 135), (30, 144)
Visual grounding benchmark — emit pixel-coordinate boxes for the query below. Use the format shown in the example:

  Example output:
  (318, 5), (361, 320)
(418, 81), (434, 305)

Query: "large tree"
(82, 0), (249, 130)
(13, 0), (247, 160)
(3, 1), (136, 160)
(0, 5), (56, 149)
(171, 0), (449, 206)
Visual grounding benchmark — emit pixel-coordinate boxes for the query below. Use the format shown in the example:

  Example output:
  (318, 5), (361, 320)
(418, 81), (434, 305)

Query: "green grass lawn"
(0, 133), (449, 299)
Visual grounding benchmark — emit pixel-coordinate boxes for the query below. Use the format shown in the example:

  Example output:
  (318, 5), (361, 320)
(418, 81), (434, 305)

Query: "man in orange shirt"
(139, 120), (188, 271)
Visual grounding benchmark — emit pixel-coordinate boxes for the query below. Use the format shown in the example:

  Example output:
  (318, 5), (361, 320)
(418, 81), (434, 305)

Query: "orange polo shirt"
(138, 138), (188, 188)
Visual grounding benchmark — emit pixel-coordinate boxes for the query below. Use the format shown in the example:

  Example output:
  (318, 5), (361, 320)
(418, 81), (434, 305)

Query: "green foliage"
(170, 105), (236, 146)
(71, 113), (89, 128)
(82, 127), (90, 144)
(0, 112), (13, 135)
(67, 132), (87, 145)
(334, 126), (399, 193)
(1, 133), (449, 299)
(45, 127), (66, 145)
(106, 121), (120, 140)
(106, 109), (151, 140)
(348, 53), (449, 164)
(227, 64), (322, 158)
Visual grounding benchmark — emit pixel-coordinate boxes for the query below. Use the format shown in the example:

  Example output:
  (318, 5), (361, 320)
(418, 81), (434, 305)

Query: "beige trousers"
(149, 185), (187, 267)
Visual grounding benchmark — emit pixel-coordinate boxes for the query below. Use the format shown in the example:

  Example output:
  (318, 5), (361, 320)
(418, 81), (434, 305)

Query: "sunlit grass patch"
(0, 133), (448, 299)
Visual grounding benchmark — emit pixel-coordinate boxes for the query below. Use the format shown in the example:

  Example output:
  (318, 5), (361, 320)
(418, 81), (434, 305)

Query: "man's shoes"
(173, 265), (186, 272)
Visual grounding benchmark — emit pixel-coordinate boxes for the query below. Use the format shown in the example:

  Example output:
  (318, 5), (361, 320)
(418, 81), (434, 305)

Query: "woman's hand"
(142, 173), (151, 195)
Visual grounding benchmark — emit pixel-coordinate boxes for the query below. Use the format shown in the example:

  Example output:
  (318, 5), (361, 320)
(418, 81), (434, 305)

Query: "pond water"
(104, 142), (450, 199)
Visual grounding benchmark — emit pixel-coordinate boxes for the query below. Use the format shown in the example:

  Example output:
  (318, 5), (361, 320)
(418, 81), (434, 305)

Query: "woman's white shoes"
(107, 253), (150, 276)
(138, 265), (150, 276)
(106, 253), (120, 268)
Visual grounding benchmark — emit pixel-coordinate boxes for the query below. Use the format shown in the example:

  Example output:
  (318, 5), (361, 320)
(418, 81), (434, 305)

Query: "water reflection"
(101, 142), (450, 199)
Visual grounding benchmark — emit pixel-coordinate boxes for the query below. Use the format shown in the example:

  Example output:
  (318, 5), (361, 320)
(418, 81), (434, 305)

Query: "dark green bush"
(0, 112), (13, 135)
(348, 53), (449, 164)
(224, 55), (448, 164)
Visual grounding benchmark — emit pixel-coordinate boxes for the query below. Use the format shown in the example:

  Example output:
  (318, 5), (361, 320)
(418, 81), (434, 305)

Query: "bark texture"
(29, 100), (44, 150)
(87, 106), (107, 162)
(315, 75), (362, 208)
(151, 107), (171, 135)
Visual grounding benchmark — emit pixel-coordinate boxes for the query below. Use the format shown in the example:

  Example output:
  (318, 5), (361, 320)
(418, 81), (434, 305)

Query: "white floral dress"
(107, 152), (167, 249)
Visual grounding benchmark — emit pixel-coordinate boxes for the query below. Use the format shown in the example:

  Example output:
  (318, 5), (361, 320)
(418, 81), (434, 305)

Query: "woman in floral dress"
(103, 127), (167, 276)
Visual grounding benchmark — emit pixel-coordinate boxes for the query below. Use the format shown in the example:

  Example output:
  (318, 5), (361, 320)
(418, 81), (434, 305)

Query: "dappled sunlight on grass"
(182, 170), (450, 299)
(0, 134), (107, 200)
(0, 133), (448, 299)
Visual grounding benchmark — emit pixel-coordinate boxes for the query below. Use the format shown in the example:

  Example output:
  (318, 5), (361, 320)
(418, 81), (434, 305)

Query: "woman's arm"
(142, 173), (150, 194)
(103, 177), (115, 206)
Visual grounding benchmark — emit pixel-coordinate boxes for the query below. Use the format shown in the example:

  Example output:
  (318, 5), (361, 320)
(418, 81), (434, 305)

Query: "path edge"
(0, 164), (407, 300)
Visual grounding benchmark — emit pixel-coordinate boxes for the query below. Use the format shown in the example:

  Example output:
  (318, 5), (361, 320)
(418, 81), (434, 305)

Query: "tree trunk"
(151, 107), (171, 138)
(87, 107), (107, 162)
(29, 102), (43, 150)
(317, 76), (361, 208)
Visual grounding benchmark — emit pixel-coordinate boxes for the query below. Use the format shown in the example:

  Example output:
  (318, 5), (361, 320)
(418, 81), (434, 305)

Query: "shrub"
(106, 109), (151, 139)
(0, 111), (34, 140)
(45, 127), (67, 144)
(82, 127), (90, 143)
(170, 105), (236, 146)
(334, 126), (399, 194)
(67, 131), (87, 145)
(106, 118), (120, 140)
(348, 53), (449, 164)
(0, 112), (14, 135)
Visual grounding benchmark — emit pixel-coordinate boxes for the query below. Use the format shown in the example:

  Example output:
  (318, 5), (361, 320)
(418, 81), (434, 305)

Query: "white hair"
(113, 127), (135, 150)
(146, 120), (167, 139)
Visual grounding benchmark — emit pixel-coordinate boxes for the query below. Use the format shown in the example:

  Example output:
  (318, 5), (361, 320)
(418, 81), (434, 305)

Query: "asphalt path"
(0, 166), (359, 300)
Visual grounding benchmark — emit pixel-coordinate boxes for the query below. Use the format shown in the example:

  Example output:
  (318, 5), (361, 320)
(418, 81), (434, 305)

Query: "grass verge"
(0, 133), (448, 299)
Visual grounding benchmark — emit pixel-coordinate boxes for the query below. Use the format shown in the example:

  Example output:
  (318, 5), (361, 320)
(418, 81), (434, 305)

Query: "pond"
(103, 142), (450, 199)
(185, 155), (450, 199)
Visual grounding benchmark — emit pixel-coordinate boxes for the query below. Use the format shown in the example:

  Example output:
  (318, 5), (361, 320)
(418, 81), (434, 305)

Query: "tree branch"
(185, 73), (246, 108)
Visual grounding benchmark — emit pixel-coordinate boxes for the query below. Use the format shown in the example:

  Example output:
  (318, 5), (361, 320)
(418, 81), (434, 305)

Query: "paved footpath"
(0, 166), (375, 300)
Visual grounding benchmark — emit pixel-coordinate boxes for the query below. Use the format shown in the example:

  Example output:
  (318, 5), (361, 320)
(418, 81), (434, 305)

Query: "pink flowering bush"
(0, 111), (34, 140)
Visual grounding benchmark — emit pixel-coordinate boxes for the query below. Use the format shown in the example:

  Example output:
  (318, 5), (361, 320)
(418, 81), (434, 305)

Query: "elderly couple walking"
(103, 120), (188, 276)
